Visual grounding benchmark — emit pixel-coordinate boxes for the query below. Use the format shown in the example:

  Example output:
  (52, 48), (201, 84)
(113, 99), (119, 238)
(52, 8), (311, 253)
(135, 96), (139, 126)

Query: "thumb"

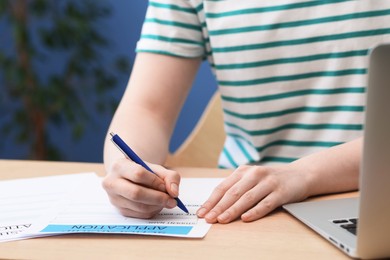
(151, 165), (181, 198)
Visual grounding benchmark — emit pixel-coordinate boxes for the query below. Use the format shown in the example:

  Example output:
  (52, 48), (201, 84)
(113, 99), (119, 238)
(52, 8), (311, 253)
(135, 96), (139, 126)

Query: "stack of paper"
(0, 173), (97, 242)
(0, 173), (223, 242)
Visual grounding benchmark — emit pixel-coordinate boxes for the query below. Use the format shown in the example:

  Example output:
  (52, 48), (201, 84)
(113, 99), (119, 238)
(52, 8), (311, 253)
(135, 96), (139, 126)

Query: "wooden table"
(0, 160), (356, 260)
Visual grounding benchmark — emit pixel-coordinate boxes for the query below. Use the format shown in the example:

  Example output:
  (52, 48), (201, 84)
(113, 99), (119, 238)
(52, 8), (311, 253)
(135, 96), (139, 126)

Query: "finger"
(108, 191), (177, 211)
(151, 165), (181, 198)
(241, 192), (282, 222)
(204, 178), (258, 223)
(215, 183), (273, 224)
(117, 206), (162, 219)
(112, 159), (166, 192)
(196, 173), (242, 218)
(108, 193), (164, 215)
(103, 177), (171, 206)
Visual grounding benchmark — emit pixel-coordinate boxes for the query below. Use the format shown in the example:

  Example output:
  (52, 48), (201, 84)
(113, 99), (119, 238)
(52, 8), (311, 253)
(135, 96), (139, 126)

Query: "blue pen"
(110, 132), (189, 214)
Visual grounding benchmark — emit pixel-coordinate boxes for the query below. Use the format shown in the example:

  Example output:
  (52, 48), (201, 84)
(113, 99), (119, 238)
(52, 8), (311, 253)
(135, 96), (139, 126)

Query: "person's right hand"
(102, 158), (180, 218)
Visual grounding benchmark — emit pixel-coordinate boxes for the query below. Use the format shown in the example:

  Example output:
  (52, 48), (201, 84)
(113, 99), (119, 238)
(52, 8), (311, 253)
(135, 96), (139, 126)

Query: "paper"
(31, 177), (223, 238)
(0, 173), (98, 242)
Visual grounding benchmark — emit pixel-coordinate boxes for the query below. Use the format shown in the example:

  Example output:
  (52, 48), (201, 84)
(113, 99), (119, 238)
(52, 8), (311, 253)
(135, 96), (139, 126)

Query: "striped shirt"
(136, 0), (390, 169)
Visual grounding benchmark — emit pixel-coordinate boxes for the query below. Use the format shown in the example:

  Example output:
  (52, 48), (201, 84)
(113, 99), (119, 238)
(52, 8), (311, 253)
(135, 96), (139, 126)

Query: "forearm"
(103, 53), (202, 173)
(292, 137), (362, 198)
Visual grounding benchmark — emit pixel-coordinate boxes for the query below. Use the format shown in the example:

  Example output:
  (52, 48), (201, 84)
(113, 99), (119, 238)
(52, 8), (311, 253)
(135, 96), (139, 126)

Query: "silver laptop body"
(283, 44), (390, 259)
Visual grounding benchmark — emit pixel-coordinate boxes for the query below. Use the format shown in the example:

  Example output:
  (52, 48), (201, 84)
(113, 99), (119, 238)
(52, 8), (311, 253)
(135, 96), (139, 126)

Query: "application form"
(31, 177), (223, 238)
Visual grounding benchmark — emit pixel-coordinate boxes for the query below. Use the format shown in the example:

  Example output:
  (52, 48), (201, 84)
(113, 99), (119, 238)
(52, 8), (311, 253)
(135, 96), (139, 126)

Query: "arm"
(103, 52), (201, 218)
(104, 52), (201, 165)
(197, 137), (362, 223)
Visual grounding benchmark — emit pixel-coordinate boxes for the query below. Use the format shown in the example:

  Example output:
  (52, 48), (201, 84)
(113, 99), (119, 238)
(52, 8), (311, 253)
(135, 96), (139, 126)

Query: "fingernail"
(167, 199), (176, 208)
(205, 211), (217, 221)
(197, 207), (207, 217)
(241, 212), (252, 221)
(170, 183), (178, 196)
(218, 212), (230, 222)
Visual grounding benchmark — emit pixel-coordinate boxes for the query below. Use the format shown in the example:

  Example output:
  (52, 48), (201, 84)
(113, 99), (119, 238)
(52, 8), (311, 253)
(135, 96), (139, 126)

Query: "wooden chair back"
(165, 92), (225, 168)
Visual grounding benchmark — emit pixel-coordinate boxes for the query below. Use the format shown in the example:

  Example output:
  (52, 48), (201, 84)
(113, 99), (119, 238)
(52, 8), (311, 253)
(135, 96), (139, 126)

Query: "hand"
(102, 158), (180, 218)
(196, 164), (310, 223)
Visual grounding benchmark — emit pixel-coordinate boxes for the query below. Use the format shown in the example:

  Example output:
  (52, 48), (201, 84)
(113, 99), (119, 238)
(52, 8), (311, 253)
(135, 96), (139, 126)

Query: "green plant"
(0, 0), (129, 160)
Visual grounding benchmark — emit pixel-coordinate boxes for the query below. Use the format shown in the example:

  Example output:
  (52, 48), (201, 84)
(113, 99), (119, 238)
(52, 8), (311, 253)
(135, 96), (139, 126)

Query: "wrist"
(289, 156), (320, 199)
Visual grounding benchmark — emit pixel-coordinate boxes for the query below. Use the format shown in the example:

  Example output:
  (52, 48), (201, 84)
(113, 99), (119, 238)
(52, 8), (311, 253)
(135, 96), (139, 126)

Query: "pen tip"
(176, 199), (189, 214)
(109, 132), (115, 137)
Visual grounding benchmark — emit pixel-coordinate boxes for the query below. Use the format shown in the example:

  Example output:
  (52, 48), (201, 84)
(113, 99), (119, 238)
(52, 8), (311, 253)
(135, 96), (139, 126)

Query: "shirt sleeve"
(136, 0), (206, 58)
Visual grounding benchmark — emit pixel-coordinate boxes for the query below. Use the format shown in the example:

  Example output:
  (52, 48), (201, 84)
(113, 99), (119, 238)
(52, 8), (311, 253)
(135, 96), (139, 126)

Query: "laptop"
(283, 44), (390, 259)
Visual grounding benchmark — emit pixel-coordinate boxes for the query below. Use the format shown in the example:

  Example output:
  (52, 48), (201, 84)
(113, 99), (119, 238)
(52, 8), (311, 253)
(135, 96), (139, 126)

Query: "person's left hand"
(196, 164), (310, 223)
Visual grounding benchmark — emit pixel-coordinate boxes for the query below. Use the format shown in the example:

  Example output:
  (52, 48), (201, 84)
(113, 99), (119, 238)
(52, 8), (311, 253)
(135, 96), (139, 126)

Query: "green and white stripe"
(136, 0), (390, 168)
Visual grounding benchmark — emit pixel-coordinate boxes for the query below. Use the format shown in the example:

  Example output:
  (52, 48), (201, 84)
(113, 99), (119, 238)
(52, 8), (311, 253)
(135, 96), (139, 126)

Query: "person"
(102, 1), (390, 223)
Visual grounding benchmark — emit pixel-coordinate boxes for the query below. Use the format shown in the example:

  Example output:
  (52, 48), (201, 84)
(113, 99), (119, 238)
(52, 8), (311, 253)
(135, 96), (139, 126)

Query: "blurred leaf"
(115, 57), (131, 73)
(0, 1), (9, 16)
(46, 145), (62, 160)
(109, 99), (119, 113)
(72, 123), (84, 140)
(95, 101), (106, 113)
(29, 0), (48, 17)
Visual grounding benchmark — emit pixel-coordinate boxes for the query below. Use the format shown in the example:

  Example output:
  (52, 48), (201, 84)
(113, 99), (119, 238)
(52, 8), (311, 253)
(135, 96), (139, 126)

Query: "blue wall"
(0, 1), (217, 162)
